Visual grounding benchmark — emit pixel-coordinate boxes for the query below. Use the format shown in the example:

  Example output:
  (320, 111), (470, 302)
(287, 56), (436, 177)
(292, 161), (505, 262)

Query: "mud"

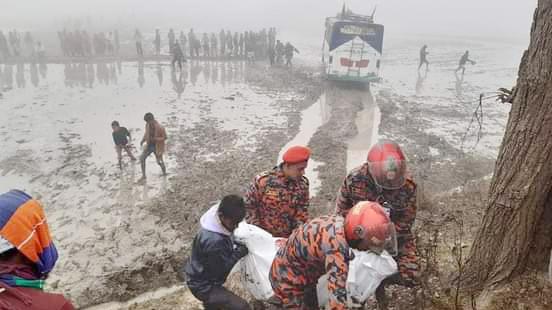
(1, 34), (525, 309)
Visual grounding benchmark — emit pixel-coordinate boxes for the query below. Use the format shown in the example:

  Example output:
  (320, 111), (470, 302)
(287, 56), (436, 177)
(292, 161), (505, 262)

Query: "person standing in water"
(139, 112), (167, 181)
(455, 50), (476, 75)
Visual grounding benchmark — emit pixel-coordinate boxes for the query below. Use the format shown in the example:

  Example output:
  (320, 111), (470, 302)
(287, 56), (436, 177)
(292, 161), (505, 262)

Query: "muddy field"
(0, 35), (527, 309)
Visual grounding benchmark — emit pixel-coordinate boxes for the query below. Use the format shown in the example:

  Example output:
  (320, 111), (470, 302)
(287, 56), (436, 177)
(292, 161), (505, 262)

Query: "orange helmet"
(344, 201), (397, 255)
(367, 140), (407, 190)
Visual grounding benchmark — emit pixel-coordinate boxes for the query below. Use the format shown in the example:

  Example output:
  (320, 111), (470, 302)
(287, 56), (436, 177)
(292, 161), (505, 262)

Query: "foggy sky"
(1, 0), (537, 41)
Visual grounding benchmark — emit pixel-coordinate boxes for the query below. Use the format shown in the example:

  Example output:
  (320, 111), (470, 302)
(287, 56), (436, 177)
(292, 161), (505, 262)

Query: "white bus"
(322, 9), (384, 83)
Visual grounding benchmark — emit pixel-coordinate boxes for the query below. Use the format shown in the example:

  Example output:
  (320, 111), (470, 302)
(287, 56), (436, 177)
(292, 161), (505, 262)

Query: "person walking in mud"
(244, 145), (310, 238)
(112, 121), (137, 168)
(455, 50), (476, 75)
(185, 194), (251, 310)
(171, 40), (185, 71)
(0, 189), (76, 310)
(418, 44), (429, 71)
(335, 140), (419, 308)
(284, 42), (299, 67)
(139, 112), (167, 181)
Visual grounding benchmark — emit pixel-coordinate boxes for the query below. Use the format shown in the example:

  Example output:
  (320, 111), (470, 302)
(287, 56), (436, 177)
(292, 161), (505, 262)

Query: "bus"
(322, 8), (384, 83)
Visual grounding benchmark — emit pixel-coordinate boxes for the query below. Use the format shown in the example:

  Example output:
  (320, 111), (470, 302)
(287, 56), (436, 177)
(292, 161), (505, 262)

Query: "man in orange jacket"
(269, 201), (397, 310)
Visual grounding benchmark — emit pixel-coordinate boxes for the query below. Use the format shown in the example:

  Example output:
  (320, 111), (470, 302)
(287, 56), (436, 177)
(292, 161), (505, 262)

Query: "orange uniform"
(335, 163), (419, 285)
(269, 215), (351, 310)
(244, 165), (309, 238)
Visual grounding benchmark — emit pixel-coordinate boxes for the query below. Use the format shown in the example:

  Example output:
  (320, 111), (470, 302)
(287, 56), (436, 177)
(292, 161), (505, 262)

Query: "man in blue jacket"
(185, 194), (251, 310)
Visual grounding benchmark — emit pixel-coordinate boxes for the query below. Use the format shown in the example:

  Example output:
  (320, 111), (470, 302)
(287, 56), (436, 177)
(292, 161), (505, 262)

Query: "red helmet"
(344, 201), (397, 255)
(367, 140), (407, 190)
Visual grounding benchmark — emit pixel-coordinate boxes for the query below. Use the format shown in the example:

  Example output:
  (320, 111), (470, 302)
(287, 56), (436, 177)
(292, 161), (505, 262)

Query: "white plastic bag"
(234, 222), (281, 300)
(234, 223), (398, 305)
(317, 249), (398, 308)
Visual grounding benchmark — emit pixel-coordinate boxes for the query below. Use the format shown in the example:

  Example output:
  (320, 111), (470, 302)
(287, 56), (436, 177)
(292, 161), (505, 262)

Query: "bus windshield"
(328, 22), (384, 53)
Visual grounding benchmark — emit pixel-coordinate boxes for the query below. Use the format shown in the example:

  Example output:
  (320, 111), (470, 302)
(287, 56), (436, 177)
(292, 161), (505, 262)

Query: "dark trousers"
(195, 286), (251, 310)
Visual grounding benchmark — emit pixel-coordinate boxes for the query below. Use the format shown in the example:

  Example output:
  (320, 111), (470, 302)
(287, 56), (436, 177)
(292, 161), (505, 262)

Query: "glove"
(234, 242), (249, 258)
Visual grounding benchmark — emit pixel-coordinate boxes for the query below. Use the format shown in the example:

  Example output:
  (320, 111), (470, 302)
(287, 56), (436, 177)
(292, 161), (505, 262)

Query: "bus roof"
(326, 11), (375, 25)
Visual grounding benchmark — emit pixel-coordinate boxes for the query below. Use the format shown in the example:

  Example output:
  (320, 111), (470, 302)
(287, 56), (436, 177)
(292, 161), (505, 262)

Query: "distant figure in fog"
(154, 29), (161, 56)
(168, 29), (176, 54)
(171, 40), (185, 71)
(139, 112), (167, 181)
(418, 45), (429, 71)
(111, 120), (137, 168)
(284, 42), (299, 67)
(275, 40), (284, 64)
(455, 50), (476, 75)
(135, 29), (144, 57)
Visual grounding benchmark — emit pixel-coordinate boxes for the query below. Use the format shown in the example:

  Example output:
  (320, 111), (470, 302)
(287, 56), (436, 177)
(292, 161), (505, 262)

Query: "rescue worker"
(139, 112), (167, 181)
(184, 194), (251, 310)
(455, 50), (476, 75)
(418, 45), (429, 71)
(284, 42), (299, 67)
(111, 120), (136, 168)
(244, 145), (310, 238)
(269, 201), (396, 310)
(335, 140), (419, 288)
(0, 189), (75, 309)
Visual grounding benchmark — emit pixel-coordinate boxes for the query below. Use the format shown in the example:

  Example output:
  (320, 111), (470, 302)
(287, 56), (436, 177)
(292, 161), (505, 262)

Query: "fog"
(1, 0), (537, 42)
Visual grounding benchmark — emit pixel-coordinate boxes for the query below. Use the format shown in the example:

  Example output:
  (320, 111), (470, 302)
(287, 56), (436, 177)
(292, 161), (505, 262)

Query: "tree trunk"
(462, 0), (552, 290)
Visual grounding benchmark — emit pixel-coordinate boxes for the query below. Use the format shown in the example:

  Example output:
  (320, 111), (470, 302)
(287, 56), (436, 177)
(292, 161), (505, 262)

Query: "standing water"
(346, 91), (380, 172)
(277, 93), (330, 197)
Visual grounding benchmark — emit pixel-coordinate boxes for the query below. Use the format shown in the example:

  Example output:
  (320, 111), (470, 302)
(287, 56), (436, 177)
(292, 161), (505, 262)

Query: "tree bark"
(463, 0), (552, 290)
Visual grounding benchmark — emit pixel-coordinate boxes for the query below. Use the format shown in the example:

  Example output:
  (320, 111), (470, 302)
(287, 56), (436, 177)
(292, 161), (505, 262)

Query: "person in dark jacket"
(185, 194), (251, 310)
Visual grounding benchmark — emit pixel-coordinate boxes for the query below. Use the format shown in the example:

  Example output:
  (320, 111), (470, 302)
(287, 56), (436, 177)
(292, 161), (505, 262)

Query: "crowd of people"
(0, 30), (45, 62)
(58, 29), (120, 57)
(0, 27), (302, 69)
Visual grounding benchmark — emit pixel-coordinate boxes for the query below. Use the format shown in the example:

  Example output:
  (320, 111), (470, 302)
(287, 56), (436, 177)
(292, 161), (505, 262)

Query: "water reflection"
(86, 64), (95, 88)
(190, 61), (201, 86)
(415, 70), (427, 96)
(137, 61), (145, 88)
(30, 63), (39, 87)
(156, 62), (163, 86)
(39, 63), (47, 79)
(454, 71), (464, 98)
(16, 63), (25, 88)
(171, 69), (186, 98)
